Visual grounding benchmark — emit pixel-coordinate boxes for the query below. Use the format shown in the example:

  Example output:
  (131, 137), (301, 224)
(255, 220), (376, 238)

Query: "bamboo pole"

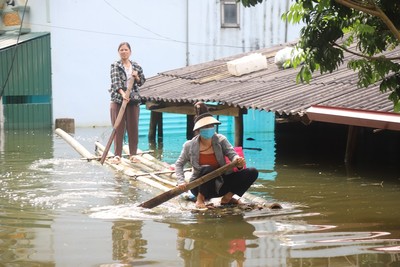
(100, 77), (135, 165)
(132, 168), (190, 178)
(148, 173), (176, 187)
(84, 150), (154, 161)
(123, 145), (167, 171)
(55, 128), (93, 159)
(95, 142), (171, 192)
(139, 160), (238, 209)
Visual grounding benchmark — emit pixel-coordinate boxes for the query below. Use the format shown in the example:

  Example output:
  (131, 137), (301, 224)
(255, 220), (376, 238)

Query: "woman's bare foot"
(129, 155), (139, 163)
(195, 193), (208, 210)
(221, 192), (236, 205)
(195, 201), (208, 210)
(221, 196), (242, 206)
(108, 156), (121, 164)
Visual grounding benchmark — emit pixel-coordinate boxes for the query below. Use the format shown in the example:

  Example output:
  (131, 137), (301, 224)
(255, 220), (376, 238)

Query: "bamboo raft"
(55, 128), (282, 212)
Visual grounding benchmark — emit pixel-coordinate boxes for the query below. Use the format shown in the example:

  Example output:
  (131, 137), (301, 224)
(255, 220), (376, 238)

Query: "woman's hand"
(132, 70), (139, 81)
(177, 183), (187, 191)
(235, 157), (246, 169)
(119, 89), (130, 102)
(123, 91), (130, 101)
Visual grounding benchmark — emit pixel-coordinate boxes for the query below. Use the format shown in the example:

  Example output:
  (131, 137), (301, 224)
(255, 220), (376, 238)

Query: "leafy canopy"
(239, 0), (400, 111)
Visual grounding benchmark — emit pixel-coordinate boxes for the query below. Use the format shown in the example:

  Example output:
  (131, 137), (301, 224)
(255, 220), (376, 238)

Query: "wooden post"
(344, 125), (359, 164)
(149, 111), (163, 142)
(234, 110), (244, 147)
(157, 112), (163, 142)
(55, 118), (75, 133)
(149, 111), (157, 142)
(186, 114), (194, 140)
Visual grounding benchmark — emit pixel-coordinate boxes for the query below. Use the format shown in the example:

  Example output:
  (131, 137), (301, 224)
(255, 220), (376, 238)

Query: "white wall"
(25, 0), (302, 127)
(188, 0), (302, 63)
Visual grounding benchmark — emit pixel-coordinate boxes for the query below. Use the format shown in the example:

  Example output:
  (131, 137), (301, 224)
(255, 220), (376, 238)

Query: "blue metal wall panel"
(138, 107), (232, 137)
(137, 107), (274, 137)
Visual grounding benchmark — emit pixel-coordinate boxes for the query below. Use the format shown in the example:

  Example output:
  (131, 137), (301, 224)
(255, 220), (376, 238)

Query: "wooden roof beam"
(145, 101), (245, 117)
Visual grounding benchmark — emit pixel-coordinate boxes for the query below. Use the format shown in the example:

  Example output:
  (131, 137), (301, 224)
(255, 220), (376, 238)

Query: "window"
(221, 0), (240, 28)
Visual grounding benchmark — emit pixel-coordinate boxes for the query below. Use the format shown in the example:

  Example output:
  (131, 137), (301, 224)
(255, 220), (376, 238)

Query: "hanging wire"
(0, 0), (29, 100)
(25, 1), (263, 51)
(102, 0), (259, 50)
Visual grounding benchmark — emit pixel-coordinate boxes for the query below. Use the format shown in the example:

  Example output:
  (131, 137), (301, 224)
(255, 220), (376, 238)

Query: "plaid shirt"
(109, 60), (145, 104)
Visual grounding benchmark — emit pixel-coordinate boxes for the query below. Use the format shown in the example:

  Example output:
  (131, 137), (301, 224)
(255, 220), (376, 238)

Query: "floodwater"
(0, 126), (399, 267)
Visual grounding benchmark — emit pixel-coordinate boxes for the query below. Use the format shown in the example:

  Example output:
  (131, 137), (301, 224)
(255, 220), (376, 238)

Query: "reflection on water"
(170, 215), (256, 266)
(0, 127), (399, 266)
(112, 220), (147, 262)
(0, 208), (53, 265)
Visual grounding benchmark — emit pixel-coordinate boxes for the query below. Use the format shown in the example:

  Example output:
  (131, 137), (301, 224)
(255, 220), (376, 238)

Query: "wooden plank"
(147, 104), (241, 117)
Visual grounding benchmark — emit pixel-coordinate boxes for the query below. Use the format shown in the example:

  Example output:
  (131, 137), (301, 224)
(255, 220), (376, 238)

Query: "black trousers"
(190, 167), (258, 200)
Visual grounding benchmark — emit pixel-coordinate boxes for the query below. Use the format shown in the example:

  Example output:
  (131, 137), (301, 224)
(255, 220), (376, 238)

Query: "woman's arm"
(218, 135), (245, 169)
(175, 141), (191, 185)
(110, 63), (125, 93)
(132, 62), (146, 87)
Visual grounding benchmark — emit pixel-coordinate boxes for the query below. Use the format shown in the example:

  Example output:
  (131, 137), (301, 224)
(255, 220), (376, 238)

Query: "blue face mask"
(199, 127), (215, 139)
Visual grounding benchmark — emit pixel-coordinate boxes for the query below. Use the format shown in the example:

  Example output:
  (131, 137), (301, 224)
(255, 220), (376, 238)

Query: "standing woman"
(108, 42), (145, 164)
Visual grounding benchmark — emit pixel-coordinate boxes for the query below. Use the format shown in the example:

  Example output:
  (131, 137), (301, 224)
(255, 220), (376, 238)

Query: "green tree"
(239, 0), (400, 111)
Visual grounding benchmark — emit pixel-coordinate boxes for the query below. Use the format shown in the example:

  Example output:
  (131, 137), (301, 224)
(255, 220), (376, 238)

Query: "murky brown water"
(0, 127), (399, 266)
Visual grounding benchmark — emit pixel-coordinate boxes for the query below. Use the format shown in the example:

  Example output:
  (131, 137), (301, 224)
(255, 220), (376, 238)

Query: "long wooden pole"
(139, 159), (238, 209)
(100, 78), (135, 165)
(55, 128), (94, 159)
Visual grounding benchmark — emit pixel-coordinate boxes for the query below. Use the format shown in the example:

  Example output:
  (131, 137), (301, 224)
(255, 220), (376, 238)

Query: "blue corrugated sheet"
(138, 107), (275, 137)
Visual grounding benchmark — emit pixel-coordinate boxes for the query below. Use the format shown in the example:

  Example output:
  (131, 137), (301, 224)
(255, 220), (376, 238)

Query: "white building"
(4, 0), (302, 127)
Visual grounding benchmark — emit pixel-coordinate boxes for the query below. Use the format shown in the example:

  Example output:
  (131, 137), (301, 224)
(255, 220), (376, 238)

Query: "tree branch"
(333, 42), (400, 60)
(335, 0), (400, 41)
(335, 0), (380, 16)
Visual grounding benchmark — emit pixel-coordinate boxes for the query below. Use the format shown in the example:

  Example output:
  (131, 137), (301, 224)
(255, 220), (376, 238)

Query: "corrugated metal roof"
(0, 32), (50, 50)
(140, 43), (398, 119)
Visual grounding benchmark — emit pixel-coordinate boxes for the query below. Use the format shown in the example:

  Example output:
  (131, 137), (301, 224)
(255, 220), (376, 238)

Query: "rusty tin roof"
(140, 43), (398, 119)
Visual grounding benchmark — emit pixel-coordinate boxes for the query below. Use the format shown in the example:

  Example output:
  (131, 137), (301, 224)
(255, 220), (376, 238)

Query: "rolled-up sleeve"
(133, 63), (146, 88)
(219, 135), (238, 162)
(175, 141), (191, 185)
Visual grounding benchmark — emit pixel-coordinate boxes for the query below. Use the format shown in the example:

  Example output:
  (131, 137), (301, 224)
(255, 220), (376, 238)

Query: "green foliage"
(281, 2), (305, 24)
(238, 0), (264, 7)
(239, 0), (400, 109)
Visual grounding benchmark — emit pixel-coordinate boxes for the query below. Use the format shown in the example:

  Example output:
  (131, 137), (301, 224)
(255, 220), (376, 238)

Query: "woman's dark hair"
(194, 102), (209, 118)
(118, 42), (131, 51)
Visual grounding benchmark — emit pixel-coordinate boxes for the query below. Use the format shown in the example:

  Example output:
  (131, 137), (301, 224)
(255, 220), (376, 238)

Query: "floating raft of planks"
(55, 128), (281, 211)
